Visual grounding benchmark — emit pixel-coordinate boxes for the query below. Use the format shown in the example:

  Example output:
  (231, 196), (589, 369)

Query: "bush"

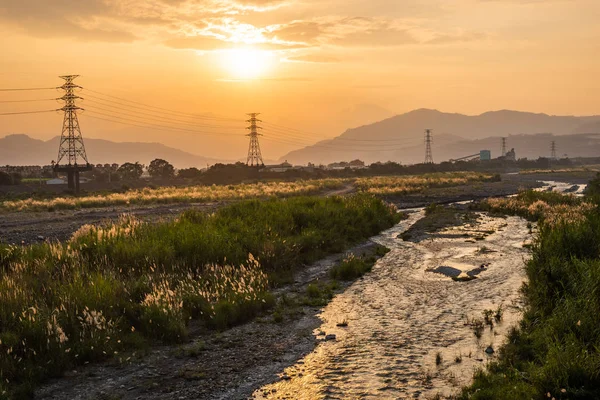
(461, 189), (600, 399)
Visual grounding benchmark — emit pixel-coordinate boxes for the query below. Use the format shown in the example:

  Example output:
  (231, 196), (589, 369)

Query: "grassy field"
(0, 172), (500, 213)
(0, 179), (346, 212)
(0, 194), (401, 398)
(355, 172), (500, 196)
(462, 188), (600, 399)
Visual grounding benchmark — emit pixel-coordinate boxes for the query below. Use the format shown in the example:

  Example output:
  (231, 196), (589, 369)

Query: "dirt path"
(253, 211), (531, 399)
(0, 202), (225, 244)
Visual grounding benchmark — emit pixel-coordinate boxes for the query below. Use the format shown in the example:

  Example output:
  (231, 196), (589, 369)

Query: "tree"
(148, 159), (175, 179)
(178, 167), (202, 179)
(0, 171), (21, 185)
(118, 162), (144, 180)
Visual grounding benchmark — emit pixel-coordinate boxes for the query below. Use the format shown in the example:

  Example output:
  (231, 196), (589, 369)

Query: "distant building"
(264, 161), (293, 172)
(327, 159), (366, 170)
(505, 148), (516, 161)
(479, 150), (491, 161)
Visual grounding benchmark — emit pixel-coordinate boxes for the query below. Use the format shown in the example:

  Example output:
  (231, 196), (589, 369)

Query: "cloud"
(426, 31), (488, 44)
(284, 54), (340, 63)
(0, 0), (136, 42)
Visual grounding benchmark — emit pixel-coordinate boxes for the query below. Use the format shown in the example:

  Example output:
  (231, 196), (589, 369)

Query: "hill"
(279, 109), (600, 164)
(0, 134), (228, 167)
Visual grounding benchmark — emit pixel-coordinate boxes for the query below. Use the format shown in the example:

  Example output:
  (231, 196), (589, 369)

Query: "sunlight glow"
(219, 48), (275, 80)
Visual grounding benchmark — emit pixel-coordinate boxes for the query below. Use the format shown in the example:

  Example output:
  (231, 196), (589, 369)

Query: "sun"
(220, 48), (274, 80)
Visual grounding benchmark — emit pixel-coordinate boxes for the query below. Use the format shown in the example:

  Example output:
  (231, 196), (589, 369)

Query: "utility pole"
(424, 129), (434, 164)
(54, 75), (92, 193)
(551, 141), (557, 160)
(246, 113), (264, 167)
(501, 137), (507, 157)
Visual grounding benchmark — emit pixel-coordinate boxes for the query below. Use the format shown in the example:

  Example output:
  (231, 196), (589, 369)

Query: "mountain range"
(278, 109), (600, 164)
(0, 134), (227, 168)
(3, 109), (600, 167)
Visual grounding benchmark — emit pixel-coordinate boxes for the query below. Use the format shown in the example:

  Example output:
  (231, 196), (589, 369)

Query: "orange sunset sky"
(0, 0), (599, 160)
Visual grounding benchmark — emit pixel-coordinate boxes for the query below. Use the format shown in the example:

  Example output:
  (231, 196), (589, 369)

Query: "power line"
(246, 113), (264, 166)
(84, 102), (240, 130)
(82, 88), (242, 123)
(81, 111), (241, 137)
(83, 98), (241, 129)
(424, 129), (433, 164)
(0, 87), (57, 92)
(0, 98), (57, 103)
(0, 110), (57, 116)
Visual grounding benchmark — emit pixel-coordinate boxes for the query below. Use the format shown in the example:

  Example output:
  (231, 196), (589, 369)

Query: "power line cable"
(81, 111), (241, 137)
(82, 88), (243, 123)
(0, 87), (57, 92)
(0, 110), (58, 116)
(0, 98), (57, 103)
(83, 99), (241, 130)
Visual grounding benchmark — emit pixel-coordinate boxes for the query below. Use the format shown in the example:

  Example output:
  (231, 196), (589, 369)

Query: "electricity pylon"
(551, 141), (557, 159)
(424, 129), (434, 164)
(501, 137), (507, 157)
(54, 75), (92, 192)
(246, 113), (264, 167)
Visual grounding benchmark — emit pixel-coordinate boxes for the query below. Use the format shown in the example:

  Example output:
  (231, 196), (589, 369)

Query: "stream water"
(254, 210), (531, 399)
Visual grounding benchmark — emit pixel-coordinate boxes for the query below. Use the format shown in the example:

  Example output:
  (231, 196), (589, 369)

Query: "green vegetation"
(329, 246), (389, 281)
(356, 172), (500, 196)
(461, 185), (600, 399)
(1, 171), (500, 213)
(0, 194), (400, 397)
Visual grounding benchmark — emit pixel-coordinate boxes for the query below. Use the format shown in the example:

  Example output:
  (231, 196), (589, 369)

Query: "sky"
(0, 0), (599, 161)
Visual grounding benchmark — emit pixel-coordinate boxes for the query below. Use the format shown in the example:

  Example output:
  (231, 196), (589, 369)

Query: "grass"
(329, 246), (389, 281)
(355, 172), (500, 196)
(1, 171), (499, 213)
(460, 184), (600, 399)
(0, 193), (401, 398)
(0, 179), (347, 212)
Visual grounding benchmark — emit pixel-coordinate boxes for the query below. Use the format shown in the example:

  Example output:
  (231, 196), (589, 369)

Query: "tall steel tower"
(551, 140), (557, 159)
(501, 137), (507, 157)
(424, 129), (434, 164)
(246, 113), (264, 167)
(54, 75), (92, 192)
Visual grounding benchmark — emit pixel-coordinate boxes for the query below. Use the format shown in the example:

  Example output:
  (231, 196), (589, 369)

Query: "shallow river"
(254, 210), (531, 399)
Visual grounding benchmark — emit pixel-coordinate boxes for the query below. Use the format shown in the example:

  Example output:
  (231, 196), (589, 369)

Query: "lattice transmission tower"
(551, 140), (557, 159)
(246, 113), (264, 167)
(54, 75), (92, 192)
(424, 129), (434, 164)
(501, 137), (507, 157)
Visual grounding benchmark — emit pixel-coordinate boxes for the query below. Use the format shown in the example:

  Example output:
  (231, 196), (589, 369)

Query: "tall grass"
(0, 194), (401, 397)
(356, 172), (499, 196)
(477, 190), (594, 225)
(1, 171), (498, 213)
(461, 190), (600, 399)
(0, 179), (346, 212)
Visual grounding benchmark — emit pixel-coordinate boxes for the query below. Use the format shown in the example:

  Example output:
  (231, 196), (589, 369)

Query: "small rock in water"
(485, 346), (495, 354)
(325, 334), (337, 341)
(37, 235), (45, 241)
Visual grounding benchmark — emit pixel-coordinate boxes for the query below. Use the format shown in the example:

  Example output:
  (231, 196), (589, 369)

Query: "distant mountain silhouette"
(279, 109), (600, 164)
(0, 134), (228, 167)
